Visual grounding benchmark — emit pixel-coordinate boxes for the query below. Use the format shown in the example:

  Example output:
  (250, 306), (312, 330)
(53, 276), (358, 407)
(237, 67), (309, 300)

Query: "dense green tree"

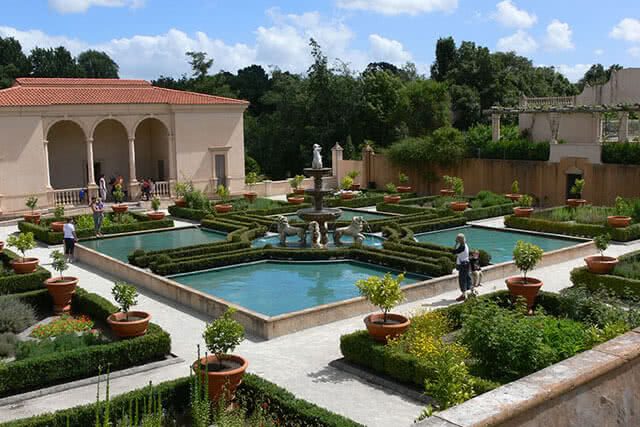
(231, 65), (271, 114)
(186, 51), (213, 80)
(431, 37), (456, 82)
(0, 37), (30, 88)
(360, 70), (404, 147)
(77, 50), (119, 78)
(577, 64), (623, 91)
(399, 79), (450, 136)
(29, 46), (78, 78)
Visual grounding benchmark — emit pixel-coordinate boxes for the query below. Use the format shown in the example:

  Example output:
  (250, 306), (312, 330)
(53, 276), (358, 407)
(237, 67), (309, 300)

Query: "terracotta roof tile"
(0, 78), (248, 107)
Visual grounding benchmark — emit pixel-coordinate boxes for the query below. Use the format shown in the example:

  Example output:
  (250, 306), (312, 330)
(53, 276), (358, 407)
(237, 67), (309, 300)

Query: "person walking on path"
(63, 217), (78, 263)
(452, 233), (472, 301)
(90, 196), (105, 237)
(98, 174), (107, 202)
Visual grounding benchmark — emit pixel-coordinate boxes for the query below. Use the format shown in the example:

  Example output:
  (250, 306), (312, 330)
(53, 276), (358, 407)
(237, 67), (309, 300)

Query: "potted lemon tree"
(357, 273), (409, 342)
(6, 232), (39, 274)
(50, 205), (66, 232)
(567, 178), (586, 207)
(24, 196), (40, 224)
(347, 170), (361, 190)
(513, 194), (534, 217)
(112, 184), (128, 213)
(440, 175), (455, 197)
(449, 177), (468, 212)
(383, 183), (401, 204)
(45, 250), (78, 313)
(107, 282), (151, 338)
(147, 196), (165, 220)
(584, 234), (618, 274)
(607, 197), (632, 228)
(505, 180), (522, 202)
(243, 172), (259, 203)
(289, 175), (306, 195)
(195, 308), (248, 403)
(340, 176), (355, 200)
(214, 185), (233, 213)
(505, 241), (544, 314)
(397, 172), (412, 193)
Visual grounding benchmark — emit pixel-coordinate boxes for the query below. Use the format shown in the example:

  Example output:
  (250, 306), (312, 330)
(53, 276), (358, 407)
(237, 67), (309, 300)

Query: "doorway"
(566, 173), (582, 199)
(215, 154), (226, 188)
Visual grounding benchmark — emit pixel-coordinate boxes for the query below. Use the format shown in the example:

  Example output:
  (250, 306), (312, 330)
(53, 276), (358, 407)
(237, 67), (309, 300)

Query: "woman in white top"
(452, 233), (472, 301)
(63, 218), (78, 263)
(98, 175), (107, 202)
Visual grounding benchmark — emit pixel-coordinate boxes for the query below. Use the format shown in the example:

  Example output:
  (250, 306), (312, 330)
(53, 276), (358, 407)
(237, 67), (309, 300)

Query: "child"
(470, 250), (482, 293)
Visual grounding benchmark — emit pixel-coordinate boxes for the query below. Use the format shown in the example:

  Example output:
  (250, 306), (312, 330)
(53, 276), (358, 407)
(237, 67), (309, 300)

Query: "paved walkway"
(1, 220), (639, 426)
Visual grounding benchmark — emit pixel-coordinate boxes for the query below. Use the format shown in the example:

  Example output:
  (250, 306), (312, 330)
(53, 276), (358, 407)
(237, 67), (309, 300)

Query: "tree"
(577, 64), (623, 91)
(360, 69), (404, 147)
(231, 65), (271, 114)
(186, 51), (213, 80)
(29, 46), (78, 77)
(430, 37), (457, 82)
(399, 79), (450, 136)
(449, 84), (481, 129)
(0, 37), (30, 88)
(77, 50), (119, 78)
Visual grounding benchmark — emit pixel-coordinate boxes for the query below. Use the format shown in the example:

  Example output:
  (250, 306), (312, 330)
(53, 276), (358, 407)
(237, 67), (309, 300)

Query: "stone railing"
(53, 187), (87, 206)
(519, 96), (576, 108)
(153, 181), (170, 197)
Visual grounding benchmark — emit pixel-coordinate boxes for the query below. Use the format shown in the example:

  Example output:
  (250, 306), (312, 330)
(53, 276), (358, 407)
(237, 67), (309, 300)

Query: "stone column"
(331, 143), (343, 181)
(43, 140), (52, 189)
(128, 137), (141, 200)
(491, 113), (501, 142)
(593, 112), (603, 144)
(619, 112), (629, 142)
(263, 180), (272, 196)
(168, 133), (177, 197)
(362, 144), (375, 189)
(86, 138), (96, 186)
(549, 112), (561, 144)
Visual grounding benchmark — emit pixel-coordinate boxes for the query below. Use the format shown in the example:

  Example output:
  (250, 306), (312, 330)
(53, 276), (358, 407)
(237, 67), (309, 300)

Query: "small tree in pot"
(6, 232), (39, 274)
(196, 308), (248, 403)
(608, 196), (632, 228)
(357, 273), (409, 342)
(513, 194), (534, 217)
(214, 185), (233, 213)
(50, 205), (66, 232)
(585, 234), (618, 274)
(289, 174), (306, 195)
(449, 177), (468, 212)
(506, 241), (544, 314)
(383, 183), (401, 204)
(340, 176), (355, 199)
(147, 196), (165, 220)
(243, 172), (259, 203)
(112, 184), (128, 214)
(45, 250), (78, 313)
(174, 181), (190, 207)
(107, 282), (151, 338)
(567, 178), (586, 207)
(24, 196), (40, 224)
(506, 180), (521, 201)
(397, 172), (412, 193)
(440, 175), (455, 197)
(347, 170), (361, 190)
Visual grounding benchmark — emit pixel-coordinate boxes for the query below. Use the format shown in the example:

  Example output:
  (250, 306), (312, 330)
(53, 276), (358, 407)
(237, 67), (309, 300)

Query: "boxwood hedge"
(0, 249), (51, 295)
(504, 214), (640, 241)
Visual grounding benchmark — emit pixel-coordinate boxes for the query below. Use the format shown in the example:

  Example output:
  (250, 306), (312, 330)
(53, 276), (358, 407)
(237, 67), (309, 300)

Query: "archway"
(134, 118), (169, 182)
(47, 120), (87, 189)
(93, 119), (130, 187)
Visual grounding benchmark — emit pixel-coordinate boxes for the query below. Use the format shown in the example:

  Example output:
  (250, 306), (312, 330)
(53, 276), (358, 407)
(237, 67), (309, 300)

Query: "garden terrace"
(571, 249), (640, 298)
(18, 212), (174, 245)
(0, 249), (51, 295)
(0, 287), (170, 397)
(505, 204), (640, 241)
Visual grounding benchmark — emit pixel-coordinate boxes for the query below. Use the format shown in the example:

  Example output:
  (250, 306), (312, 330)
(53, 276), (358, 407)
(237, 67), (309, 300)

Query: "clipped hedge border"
(404, 216), (467, 233)
(505, 214), (640, 241)
(462, 203), (514, 221)
(18, 212), (174, 245)
(0, 249), (51, 295)
(167, 205), (212, 221)
(0, 373), (362, 427)
(0, 288), (171, 397)
(570, 252), (640, 298)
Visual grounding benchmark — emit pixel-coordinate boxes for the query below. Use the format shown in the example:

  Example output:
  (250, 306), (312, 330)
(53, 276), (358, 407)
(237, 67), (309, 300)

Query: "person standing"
(90, 197), (105, 237)
(452, 233), (472, 301)
(63, 217), (78, 263)
(98, 174), (107, 202)
(470, 250), (482, 293)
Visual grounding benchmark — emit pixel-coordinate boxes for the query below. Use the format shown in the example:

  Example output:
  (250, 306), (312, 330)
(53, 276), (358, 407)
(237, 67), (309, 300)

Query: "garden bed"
(571, 249), (640, 298)
(0, 249), (51, 295)
(18, 212), (174, 245)
(0, 288), (170, 396)
(340, 289), (639, 412)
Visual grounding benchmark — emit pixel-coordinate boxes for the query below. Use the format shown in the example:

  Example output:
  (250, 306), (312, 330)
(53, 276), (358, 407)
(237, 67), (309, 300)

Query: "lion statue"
(312, 144), (323, 169)
(308, 221), (323, 249)
(276, 216), (306, 246)
(334, 216), (366, 246)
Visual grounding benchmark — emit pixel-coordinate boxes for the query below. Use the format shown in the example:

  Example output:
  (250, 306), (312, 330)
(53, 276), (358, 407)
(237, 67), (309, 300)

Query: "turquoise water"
(81, 228), (227, 262)
(415, 226), (579, 263)
(252, 232), (385, 249)
(170, 261), (424, 316)
(282, 208), (391, 222)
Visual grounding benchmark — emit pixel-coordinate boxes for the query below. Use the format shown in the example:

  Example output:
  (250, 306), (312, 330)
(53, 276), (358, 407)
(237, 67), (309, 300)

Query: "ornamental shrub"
(356, 273), (405, 323)
(513, 241), (543, 280)
(111, 282), (138, 318)
(594, 234), (611, 256)
(602, 142), (640, 164)
(6, 232), (36, 262)
(202, 308), (245, 366)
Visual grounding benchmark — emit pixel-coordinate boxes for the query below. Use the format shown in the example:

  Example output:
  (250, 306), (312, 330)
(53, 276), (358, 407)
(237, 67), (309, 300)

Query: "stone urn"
(506, 277), (543, 314)
(451, 201), (469, 212)
(44, 276), (78, 313)
(50, 221), (65, 232)
(513, 207), (534, 217)
(584, 256), (618, 275)
(440, 189), (455, 197)
(566, 199), (587, 208)
(383, 195), (401, 204)
(287, 196), (305, 205)
(607, 216), (631, 228)
(193, 354), (248, 403)
(364, 313), (410, 343)
(505, 193), (522, 202)
(112, 204), (129, 214)
(146, 211), (166, 220)
(107, 311), (151, 338)
(10, 258), (39, 274)
(214, 204), (233, 214)
(23, 213), (41, 224)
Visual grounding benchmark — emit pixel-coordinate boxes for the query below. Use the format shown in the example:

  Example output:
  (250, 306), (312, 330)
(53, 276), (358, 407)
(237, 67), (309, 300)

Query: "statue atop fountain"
(296, 144), (342, 246)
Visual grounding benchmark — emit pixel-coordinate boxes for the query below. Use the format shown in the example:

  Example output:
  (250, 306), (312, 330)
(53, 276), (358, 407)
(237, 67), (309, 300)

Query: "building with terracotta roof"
(0, 77), (249, 214)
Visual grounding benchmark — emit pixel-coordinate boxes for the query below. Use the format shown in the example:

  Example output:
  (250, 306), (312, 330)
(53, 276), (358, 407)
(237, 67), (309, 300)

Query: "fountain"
(296, 144), (342, 246)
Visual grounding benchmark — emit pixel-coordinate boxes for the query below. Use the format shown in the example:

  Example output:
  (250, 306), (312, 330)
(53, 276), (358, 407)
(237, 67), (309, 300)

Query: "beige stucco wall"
(520, 112), (596, 144)
(47, 120), (88, 189)
(577, 68), (640, 105)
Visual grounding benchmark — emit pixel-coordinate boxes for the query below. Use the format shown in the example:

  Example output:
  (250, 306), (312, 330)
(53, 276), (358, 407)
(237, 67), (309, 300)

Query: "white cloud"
(496, 30), (538, 54)
(0, 26), (88, 54)
(610, 18), (640, 42)
(629, 47), (640, 57)
(336, 0), (458, 16)
(368, 34), (412, 63)
(492, 0), (537, 29)
(555, 64), (591, 82)
(594, 48), (604, 56)
(544, 19), (574, 51)
(48, 0), (144, 14)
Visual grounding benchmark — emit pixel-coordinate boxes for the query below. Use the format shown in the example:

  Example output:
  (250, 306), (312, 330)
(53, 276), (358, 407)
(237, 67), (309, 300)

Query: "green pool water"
(415, 226), (580, 264)
(281, 208), (391, 222)
(81, 228), (226, 262)
(170, 261), (425, 316)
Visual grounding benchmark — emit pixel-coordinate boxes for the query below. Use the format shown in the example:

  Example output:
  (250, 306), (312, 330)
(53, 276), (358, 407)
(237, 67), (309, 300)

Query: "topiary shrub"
(0, 296), (37, 334)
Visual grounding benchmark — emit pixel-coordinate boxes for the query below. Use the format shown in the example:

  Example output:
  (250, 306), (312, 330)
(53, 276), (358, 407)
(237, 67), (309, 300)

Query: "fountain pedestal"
(297, 167), (341, 246)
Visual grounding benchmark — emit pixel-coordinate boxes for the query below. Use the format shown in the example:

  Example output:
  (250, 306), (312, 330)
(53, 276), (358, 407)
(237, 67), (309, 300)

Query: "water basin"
(252, 232), (385, 248)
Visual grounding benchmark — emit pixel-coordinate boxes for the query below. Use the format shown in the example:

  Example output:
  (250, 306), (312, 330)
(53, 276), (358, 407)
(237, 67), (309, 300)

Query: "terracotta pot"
(107, 311), (152, 338)
(505, 193), (522, 202)
(287, 196), (305, 205)
(350, 184), (361, 191)
(214, 204), (233, 214)
(607, 216), (631, 228)
(567, 199), (587, 207)
(112, 204), (129, 213)
(193, 354), (248, 403)
(397, 186), (412, 193)
(243, 192), (257, 203)
(450, 201), (469, 212)
(383, 195), (401, 204)
(341, 192), (355, 200)
(440, 189), (455, 197)
(50, 221), (65, 232)
(513, 207), (534, 217)
(294, 188), (306, 195)
(147, 211), (166, 220)
(364, 313), (410, 343)
(23, 213), (41, 224)
(10, 257), (39, 274)
(174, 198), (187, 207)
(585, 256), (618, 275)
(505, 277), (543, 314)
(44, 277), (78, 314)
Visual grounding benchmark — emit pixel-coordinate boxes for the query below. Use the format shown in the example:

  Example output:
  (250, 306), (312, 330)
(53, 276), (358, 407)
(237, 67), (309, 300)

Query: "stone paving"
(1, 218), (639, 426)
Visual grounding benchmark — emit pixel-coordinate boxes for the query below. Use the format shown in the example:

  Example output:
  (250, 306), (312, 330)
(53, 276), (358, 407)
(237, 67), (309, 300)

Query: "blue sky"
(1, 0), (638, 81)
